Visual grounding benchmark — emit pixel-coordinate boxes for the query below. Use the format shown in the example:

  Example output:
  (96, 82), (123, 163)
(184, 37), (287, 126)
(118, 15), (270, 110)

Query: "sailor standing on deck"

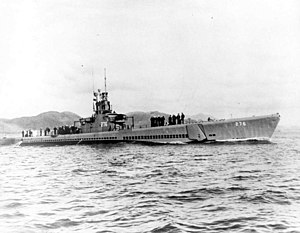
(168, 115), (172, 125)
(172, 115), (176, 125)
(181, 113), (185, 124)
(177, 113), (181, 124)
(150, 116), (154, 127)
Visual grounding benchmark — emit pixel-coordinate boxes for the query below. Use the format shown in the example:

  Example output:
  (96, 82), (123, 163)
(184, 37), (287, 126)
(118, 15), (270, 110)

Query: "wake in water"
(204, 139), (273, 145)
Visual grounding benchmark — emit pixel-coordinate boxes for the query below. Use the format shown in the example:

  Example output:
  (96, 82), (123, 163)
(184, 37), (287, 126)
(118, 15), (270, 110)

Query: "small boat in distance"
(20, 75), (280, 146)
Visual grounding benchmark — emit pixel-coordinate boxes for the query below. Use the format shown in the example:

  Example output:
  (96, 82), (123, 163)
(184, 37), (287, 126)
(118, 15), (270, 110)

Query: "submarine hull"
(20, 113), (280, 146)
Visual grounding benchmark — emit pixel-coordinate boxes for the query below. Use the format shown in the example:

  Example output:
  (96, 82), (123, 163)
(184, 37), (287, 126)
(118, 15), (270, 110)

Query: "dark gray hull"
(20, 113), (280, 146)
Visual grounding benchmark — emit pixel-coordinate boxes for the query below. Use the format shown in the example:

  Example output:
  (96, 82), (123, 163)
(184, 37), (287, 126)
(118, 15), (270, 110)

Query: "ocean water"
(0, 129), (300, 233)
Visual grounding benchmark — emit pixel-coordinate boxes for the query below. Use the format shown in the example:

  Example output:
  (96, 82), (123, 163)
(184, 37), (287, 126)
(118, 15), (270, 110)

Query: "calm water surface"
(0, 129), (300, 233)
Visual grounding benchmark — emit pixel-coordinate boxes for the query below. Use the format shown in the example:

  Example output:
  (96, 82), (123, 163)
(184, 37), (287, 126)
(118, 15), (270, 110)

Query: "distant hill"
(187, 113), (216, 122)
(0, 111), (81, 134)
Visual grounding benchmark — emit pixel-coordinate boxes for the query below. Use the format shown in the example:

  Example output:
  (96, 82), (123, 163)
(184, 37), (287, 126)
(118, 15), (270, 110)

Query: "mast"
(104, 68), (107, 93)
(92, 69), (94, 92)
(93, 68), (111, 114)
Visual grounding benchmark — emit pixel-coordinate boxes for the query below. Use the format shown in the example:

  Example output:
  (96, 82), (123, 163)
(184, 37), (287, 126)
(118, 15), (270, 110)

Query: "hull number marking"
(235, 121), (246, 126)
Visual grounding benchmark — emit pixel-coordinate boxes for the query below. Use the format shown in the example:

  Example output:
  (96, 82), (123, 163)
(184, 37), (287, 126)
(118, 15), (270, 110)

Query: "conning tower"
(93, 89), (111, 114)
(78, 70), (133, 133)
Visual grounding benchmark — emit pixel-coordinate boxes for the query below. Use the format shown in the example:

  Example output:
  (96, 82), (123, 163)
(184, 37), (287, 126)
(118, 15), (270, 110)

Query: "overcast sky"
(0, 0), (299, 126)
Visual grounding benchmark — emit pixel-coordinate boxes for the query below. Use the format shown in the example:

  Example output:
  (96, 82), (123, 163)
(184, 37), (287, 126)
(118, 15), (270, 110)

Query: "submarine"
(20, 75), (280, 146)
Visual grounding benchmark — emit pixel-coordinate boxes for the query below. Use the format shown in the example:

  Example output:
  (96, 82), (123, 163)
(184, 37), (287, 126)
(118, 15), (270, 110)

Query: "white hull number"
(235, 121), (246, 126)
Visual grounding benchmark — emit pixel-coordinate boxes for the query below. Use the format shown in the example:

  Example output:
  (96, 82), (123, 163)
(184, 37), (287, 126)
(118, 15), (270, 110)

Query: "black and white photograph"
(0, 0), (299, 232)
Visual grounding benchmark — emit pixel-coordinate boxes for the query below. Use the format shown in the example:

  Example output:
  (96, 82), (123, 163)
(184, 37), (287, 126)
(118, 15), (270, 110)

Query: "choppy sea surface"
(0, 129), (300, 233)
